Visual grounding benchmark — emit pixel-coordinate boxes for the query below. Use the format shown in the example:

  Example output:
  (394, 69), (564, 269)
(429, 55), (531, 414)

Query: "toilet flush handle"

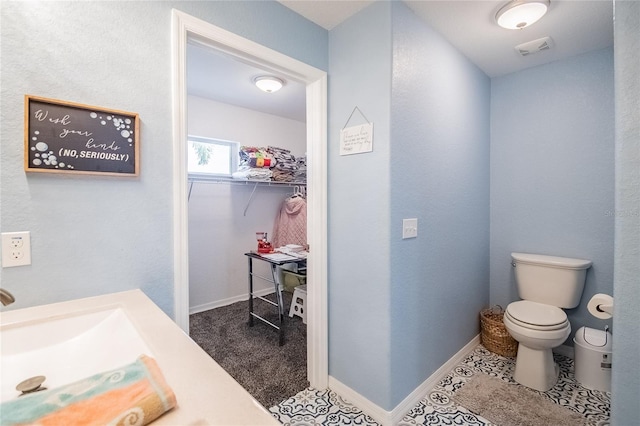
(511, 261), (516, 267)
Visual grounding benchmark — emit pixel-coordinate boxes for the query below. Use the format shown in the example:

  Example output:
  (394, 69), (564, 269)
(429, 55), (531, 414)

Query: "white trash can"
(573, 326), (612, 392)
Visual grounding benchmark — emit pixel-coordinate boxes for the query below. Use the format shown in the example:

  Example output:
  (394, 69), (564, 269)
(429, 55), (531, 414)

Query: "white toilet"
(503, 252), (592, 391)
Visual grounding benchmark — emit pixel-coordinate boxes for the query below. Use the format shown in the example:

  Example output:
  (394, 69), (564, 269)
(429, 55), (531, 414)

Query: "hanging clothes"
(272, 195), (307, 248)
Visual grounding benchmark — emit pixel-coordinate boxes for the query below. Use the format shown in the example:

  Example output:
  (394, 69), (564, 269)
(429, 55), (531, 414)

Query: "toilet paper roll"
(587, 293), (614, 319)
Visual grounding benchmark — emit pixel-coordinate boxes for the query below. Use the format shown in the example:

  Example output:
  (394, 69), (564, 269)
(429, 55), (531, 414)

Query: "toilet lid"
(506, 301), (567, 328)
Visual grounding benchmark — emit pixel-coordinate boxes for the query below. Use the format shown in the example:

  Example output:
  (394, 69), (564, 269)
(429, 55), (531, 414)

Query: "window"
(187, 136), (238, 179)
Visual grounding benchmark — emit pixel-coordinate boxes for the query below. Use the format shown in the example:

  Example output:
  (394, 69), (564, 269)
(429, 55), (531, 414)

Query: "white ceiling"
(279, 0), (375, 30)
(187, 41), (308, 122)
(404, 0), (613, 78)
(187, 0), (613, 121)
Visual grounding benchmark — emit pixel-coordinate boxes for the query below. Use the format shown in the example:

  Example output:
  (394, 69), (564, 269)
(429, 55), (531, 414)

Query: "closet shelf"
(188, 177), (306, 187)
(187, 177), (306, 216)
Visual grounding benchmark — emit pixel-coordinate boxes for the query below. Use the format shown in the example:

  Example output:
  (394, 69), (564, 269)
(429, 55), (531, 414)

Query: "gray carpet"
(452, 373), (586, 426)
(189, 291), (308, 409)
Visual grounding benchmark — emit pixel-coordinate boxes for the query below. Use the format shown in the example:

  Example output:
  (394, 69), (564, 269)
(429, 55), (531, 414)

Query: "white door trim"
(170, 9), (328, 389)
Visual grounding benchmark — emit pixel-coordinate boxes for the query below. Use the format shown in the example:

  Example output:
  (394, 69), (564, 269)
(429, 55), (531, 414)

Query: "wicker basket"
(480, 306), (518, 357)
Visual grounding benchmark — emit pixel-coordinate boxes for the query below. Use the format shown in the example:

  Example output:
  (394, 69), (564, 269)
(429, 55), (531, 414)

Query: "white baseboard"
(328, 377), (392, 425)
(189, 287), (274, 315)
(389, 334), (480, 424)
(328, 334), (481, 426)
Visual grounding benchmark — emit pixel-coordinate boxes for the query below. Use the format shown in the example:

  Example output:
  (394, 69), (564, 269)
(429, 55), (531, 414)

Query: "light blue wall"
(0, 1), (327, 315)
(328, 1), (394, 408)
(611, 0), (640, 422)
(490, 48), (615, 341)
(328, 1), (490, 410)
(389, 2), (490, 408)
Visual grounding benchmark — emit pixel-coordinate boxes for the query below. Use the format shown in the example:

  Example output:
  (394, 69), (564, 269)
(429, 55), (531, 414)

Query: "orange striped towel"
(0, 355), (177, 426)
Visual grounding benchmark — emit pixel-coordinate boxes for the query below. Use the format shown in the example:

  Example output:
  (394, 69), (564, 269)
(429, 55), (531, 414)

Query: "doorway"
(170, 9), (328, 390)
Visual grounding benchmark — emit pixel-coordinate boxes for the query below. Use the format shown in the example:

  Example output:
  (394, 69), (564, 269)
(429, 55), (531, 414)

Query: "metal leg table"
(245, 252), (306, 346)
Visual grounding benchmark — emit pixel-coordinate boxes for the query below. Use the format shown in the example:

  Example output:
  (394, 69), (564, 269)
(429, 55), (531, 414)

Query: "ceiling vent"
(515, 36), (554, 56)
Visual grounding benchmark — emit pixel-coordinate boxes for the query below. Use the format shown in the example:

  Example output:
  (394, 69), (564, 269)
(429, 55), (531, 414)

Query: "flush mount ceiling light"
(495, 0), (550, 30)
(254, 76), (284, 93)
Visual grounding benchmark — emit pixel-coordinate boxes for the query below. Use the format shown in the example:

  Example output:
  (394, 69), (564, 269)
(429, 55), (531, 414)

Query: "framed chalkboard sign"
(24, 95), (139, 176)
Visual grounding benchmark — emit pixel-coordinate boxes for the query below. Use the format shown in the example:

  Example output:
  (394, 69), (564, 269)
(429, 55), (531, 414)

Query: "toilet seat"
(505, 300), (568, 331)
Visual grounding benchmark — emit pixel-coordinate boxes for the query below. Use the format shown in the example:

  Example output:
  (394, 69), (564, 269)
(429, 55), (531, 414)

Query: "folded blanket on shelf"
(231, 171), (249, 181)
(0, 355), (176, 426)
(233, 166), (273, 181)
(269, 146), (299, 172)
(272, 169), (295, 182)
(239, 146), (275, 169)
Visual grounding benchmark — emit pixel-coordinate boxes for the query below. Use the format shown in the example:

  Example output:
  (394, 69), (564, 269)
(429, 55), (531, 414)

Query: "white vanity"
(0, 289), (280, 425)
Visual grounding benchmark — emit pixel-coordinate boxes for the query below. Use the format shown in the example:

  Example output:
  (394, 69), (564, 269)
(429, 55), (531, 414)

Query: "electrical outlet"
(402, 218), (418, 239)
(2, 231), (31, 267)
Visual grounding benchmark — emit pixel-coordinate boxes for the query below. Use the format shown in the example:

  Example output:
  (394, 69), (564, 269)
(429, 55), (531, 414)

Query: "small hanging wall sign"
(340, 106), (373, 156)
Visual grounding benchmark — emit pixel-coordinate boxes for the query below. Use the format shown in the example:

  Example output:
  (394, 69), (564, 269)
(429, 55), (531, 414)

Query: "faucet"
(0, 289), (15, 306)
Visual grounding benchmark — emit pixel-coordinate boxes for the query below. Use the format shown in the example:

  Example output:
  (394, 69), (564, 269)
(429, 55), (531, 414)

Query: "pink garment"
(272, 196), (307, 248)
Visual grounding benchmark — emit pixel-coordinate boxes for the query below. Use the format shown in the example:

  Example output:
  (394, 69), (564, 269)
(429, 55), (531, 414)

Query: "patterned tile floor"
(270, 344), (611, 425)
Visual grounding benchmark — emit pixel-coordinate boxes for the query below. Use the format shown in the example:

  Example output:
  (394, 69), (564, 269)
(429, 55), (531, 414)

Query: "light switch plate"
(2, 231), (32, 267)
(402, 218), (418, 239)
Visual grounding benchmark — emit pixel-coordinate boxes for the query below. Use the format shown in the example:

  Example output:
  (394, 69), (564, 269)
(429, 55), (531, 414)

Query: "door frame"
(170, 9), (328, 389)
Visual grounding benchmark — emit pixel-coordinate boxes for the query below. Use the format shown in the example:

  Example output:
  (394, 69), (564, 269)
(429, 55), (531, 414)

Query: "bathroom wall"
(611, 0), (640, 422)
(0, 1), (327, 315)
(328, 1), (394, 408)
(490, 48), (615, 339)
(187, 95), (306, 312)
(388, 1), (490, 408)
(328, 1), (490, 411)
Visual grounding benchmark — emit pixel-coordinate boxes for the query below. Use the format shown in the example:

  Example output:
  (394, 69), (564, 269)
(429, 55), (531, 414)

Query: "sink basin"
(1, 307), (152, 402)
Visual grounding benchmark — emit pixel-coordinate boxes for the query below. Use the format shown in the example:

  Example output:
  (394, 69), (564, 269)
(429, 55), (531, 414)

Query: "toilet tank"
(511, 252), (592, 308)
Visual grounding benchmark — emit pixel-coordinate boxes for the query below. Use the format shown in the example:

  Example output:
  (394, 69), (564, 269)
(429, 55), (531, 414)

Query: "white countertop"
(0, 289), (280, 425)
